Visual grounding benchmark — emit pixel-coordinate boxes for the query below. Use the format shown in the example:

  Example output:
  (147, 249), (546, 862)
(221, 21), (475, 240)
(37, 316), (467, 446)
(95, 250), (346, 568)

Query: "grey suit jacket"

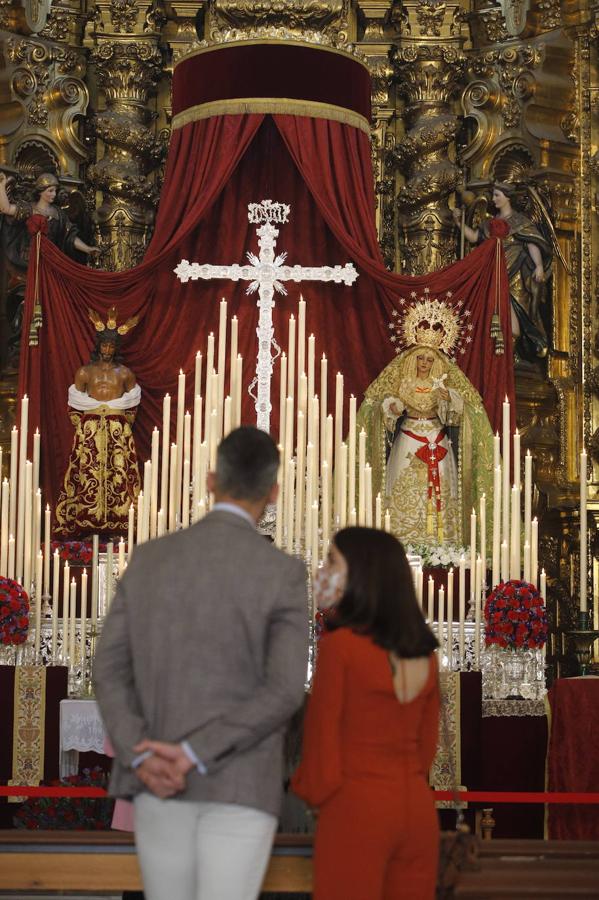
(93, 509), (309, 817)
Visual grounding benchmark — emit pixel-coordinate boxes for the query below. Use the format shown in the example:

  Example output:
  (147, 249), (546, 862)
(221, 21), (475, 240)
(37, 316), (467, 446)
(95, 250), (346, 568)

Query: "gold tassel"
(28, 232), (42, 346)
(427, 496), (434, 535)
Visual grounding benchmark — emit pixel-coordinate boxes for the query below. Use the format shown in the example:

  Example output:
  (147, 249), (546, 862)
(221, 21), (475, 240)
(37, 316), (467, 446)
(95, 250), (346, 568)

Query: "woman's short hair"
(327, 526), (438, 658)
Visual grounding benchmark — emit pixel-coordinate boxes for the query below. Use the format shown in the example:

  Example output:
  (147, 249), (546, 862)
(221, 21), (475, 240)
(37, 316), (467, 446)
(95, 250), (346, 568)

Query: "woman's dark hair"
(326, 526), (438, 658)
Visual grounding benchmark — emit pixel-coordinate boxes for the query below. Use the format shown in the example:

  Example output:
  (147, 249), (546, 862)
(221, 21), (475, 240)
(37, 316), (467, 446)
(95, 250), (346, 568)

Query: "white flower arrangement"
(405, 543), (471, 569)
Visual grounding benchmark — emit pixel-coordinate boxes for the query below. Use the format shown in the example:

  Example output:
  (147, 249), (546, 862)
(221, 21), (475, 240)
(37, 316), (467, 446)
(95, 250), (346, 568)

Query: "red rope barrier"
(1, 786), (599, 803)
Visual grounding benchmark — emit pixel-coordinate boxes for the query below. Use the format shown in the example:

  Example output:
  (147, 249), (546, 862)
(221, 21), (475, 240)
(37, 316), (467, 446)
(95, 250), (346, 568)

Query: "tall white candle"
(287, 315), (296, 402)
(204, 333), (214, 441)
(523, 540), (531, 583)
(524, 449), (532, 550)
(297, 296), (306, 405)
(105, 542), (114, 613)
(502, 396), (511, 547)
(384, 509), (391, 532)
(169, 443), (178, 532)
(338, 443), (348, 528)
(175, 370), (185, 519)
(182, 458), (191, 528)
(235, 355), (243, 426)
(23, 461), (32, 591)
(62, 560), (70, 662)
(229, 316), (238, 401)
(580, 448), (588, 613)
(531, 516), (538, 589)
(279, 353), (287, 447)
(217, 298), (227, 426)
(192, 394), (203, 512)
(438, 585), (445, 661)
(480, 493), (486, 581)
(540, 568), (547, 601)
(32, 428), (40, 498)
(9, 426), (17, 540)
(286, 459), (296, 553)
(69, 577), (76, 666)
(474, 555), (482, 668)
(358, 428), (366, 523)
(295, 410), (306, 546)
(16, 395), (28, 583)
(51, 548), (59, 660)
(364, 464), (373, 527)
(510, 485), (520, 581)
(34, 550), (42, 657)
(334, 372), (344, 467)
(427, 576), (434, 624)
(469, 508), (477, 599)
(118, 538), (126, 576)
(320, 354), (327, 451)
(458, 554), (466, 665)
(194, 350), (203, 402)
(7, 534), (14, 580)
(492, 464), (501, 589)
(43, 504), (50, 598)
(0, 479), (9, 576)
(127, 503), (135, 558)
(513, 429), (521, 489)
(275, 456), (284, 548)
(307, 334), (315, 411)
(91, 535), (99, 631)
(348, 395), (357, 516)
(157, 508), (165, 537)
(160, 393), (170, 517)
(321, 460), (330, 550)
(501, 540), (509, 583)
(493, 431), (501, 470)
(150, 428), (159, 538)
(80, 569), (88, 666)
(375, 492), (382, 530)
(447, 568), (454, 670)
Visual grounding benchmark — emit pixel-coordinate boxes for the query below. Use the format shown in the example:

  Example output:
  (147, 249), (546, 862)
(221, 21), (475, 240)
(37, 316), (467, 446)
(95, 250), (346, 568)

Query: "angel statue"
(55, 307), (141, 538)
(453, 181), (564, 363)
(357, 299), (494, 547)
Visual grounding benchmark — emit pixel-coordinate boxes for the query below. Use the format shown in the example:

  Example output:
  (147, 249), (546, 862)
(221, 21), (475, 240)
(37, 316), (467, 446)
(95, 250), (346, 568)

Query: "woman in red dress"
(292, 527), (440, 900)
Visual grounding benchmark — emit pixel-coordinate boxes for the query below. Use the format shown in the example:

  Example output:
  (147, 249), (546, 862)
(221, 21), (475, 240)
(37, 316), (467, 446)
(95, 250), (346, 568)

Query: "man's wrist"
(131, 749), (153, 770)
(181, 740), (207, 775)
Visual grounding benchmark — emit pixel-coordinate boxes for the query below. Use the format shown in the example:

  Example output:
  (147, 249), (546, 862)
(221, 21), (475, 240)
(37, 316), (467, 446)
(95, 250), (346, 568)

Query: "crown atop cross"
(248, 200), (290, 226)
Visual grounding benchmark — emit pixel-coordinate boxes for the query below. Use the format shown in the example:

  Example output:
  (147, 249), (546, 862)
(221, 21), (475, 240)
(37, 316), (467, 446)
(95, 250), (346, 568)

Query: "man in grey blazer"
(93, 426), (308, 900)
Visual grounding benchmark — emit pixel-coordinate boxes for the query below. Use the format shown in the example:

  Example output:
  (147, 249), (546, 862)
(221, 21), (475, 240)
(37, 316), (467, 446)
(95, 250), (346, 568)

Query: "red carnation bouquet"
(0, 577), (29, 645)
(489, 218), (511, 239)
(484, 579), (547, 650)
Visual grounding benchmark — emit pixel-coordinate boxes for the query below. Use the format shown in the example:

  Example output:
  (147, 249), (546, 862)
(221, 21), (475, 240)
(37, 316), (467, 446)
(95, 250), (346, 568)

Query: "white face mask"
(312, 566), (345, 611)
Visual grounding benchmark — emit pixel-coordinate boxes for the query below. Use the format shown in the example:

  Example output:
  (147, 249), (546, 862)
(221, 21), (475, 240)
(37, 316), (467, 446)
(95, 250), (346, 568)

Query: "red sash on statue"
(401, 429), (447, 511)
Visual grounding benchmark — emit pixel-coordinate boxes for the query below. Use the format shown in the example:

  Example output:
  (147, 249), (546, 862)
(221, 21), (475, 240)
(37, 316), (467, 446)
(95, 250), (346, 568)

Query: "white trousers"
(134, 793), (277, 900)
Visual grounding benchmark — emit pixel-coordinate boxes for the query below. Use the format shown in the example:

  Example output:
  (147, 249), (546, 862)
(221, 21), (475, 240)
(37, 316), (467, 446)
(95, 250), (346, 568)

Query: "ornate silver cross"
(174, 200), (358, 432)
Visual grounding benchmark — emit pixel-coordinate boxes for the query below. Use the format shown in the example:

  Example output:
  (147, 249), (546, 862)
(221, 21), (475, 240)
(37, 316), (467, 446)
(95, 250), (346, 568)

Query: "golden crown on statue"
(388, 290), (473, 358)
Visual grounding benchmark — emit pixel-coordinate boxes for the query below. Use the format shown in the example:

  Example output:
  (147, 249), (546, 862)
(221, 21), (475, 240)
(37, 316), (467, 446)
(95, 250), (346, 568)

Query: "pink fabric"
(104, 736), (134, 832)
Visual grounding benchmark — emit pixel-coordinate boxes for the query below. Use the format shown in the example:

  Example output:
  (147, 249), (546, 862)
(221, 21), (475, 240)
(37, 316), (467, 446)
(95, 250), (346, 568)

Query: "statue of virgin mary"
(357, 300), (495, 547)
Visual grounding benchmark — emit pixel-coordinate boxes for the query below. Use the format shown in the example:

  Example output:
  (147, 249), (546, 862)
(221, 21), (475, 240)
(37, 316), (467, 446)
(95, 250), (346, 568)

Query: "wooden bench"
(1, 830), (598, 897)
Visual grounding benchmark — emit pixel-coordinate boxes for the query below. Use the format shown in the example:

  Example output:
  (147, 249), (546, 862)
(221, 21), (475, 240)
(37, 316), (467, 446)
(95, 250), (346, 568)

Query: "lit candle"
(23, 460), (32, 591)
(320, 353), (327, 449)
(168, 444), (178, 532)
(580, 448), (588, 613)
(137, 490), (144, 545)
(479, 493), (486, 582)
(523, 540), (531, 583)
(194, 350), (203, 401)
(157, 508), (165, 538)
(492, 464), (501, 589)
(364, 464), (373, 527)
(223, 396), (232, 438)
(192, 394), (203, 512)
(469, 508), (477, 598)
(34, 550), (42, 657)
(524, 449), (532, 550)
(0, 479), (9, 575)
(286, 458), (296, 553)
(275, 456), (283, 548)
(80, 568), (88, 667)
(427, 575), (434, 624)
(295, 410), (305, 547)
(127, 503), (135, 558)
(502, 396), (511, 547)
(338, 442), (348, 528)
(118, 538), (125, 576)
(175, 370), (185, 519)
(105, 541), (114, 613)
(501, 539), (509, 582)
(297, 296), (306, 405)
(279, 353), (287, 447)
(358, 428), (366, 523)
(447, 568), (454, 669)
(287, 315), (296, 402)
(7, 534), (14, 580)
(384, 509), (391, 533)
(493, 431), (501, 470)
(348, 395), (357, 516)
(321, 460), (330, 550)
(9, 426), (17, 540)
(540, 568), (547, 601)
(32, 428), (40, 497)
(51, 548), (59, 660)
(438, 585), (445, 660)
(235, 355), (242, 427)
(91, 534), (99, 630)
(69, 577), (76, 666)
(150, 428), (159, 538)
(349, 507), (357, 526)
(62, 560), (70, 662)
(531, 517), (538, 587)
(43, 504), (50, 598)
(375, 492), (382, 530)
(307, 334), (315, 410)
(458, 554), (465, 665)
(16, 395), (28, 583)
(474, 555), (482, 668)
(160, 393), (171, 516)
(204, 333), (214, 441)
(513, 429), (521, 489)
(182, 458), (190, 528)
(510, 485), (520, 581)
(229, 316), (238, 402)
(217, 297), (227, 423)
(335, 371), (344, 467)
(311, 500), (319, 578)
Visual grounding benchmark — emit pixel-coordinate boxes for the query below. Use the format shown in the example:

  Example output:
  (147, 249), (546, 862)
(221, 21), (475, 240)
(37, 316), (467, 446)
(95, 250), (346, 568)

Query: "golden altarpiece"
(0, 0), (597, 674)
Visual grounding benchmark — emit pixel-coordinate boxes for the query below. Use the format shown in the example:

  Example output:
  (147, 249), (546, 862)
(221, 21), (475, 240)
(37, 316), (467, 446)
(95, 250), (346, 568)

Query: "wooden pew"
(1, 830), (598, 897)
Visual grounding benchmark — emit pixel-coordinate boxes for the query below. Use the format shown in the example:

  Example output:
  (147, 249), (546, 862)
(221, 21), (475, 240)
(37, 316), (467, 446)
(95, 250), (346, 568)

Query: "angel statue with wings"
(453, 181), (565, 362)
(357, 299), (494, 547)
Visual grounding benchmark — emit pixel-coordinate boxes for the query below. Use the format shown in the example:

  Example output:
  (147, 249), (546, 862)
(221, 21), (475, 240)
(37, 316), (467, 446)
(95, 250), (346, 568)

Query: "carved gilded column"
(85, 2), (167, 271)
(390, 1), (468, 275)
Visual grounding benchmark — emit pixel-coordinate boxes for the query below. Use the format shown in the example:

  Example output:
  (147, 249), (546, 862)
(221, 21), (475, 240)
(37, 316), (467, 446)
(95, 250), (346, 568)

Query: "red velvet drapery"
(20, 115), (513, 508)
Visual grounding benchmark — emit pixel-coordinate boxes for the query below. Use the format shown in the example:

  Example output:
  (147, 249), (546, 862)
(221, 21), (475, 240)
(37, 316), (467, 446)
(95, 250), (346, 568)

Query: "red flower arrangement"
(489, 218), (511, 239)
(0, 577), (29, 645)
(51, 540), (94, 564)
(13, 767), (114, 830)
(484, 579), (547, 650)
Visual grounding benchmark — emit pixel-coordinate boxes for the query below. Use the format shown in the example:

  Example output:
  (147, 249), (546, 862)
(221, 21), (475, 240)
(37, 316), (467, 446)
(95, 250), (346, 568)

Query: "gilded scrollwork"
(415, 0), (446, 37)
(208, 0), (350, 44)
